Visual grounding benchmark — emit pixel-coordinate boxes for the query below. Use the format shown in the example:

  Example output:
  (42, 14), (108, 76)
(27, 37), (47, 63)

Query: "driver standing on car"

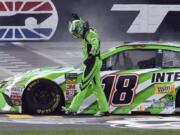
(64, 14), (109, 116)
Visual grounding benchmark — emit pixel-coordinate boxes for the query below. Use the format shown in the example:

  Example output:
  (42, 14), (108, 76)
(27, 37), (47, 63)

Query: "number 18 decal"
(102, 74), (139, 107)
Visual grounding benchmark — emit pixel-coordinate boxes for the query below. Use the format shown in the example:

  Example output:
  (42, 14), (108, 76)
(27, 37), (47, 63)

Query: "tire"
(22, 79), (64, 115)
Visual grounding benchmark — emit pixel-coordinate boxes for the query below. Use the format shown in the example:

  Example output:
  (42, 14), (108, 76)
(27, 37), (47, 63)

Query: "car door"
(101, 49), (161, 114)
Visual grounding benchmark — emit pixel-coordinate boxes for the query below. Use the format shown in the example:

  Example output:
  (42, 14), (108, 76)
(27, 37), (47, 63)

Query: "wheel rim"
(24, 80), (63, 114)
(32, 85), (55, 108)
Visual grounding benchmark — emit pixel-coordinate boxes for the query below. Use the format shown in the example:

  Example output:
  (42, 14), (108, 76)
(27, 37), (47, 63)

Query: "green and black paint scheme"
(0, 42), (180, 114)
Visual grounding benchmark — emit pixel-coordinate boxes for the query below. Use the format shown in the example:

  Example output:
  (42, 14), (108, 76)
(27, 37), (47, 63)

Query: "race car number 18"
(102, 74), (139, 107)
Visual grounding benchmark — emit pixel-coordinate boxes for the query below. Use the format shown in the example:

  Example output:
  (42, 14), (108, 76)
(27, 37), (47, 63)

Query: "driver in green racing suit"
(66, 14), (109, 116)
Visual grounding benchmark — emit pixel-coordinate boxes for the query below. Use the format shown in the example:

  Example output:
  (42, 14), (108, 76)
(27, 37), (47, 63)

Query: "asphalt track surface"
(0, 114), (114, 131)
(1, 114), (180, 131)
(0, 42), (118, 79)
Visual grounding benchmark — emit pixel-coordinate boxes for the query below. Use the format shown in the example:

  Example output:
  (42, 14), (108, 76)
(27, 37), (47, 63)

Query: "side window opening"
(162, 50), (180, 68)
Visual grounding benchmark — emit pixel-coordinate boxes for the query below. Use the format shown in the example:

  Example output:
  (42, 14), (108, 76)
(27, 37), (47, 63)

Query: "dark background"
(52, 0), (180, 42)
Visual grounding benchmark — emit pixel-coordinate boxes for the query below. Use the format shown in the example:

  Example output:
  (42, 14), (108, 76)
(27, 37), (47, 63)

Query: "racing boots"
(62, 106), (77, 116)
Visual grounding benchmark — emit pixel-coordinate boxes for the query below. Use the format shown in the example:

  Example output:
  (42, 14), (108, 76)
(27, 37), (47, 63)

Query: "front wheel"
(22, 79), (64, 115)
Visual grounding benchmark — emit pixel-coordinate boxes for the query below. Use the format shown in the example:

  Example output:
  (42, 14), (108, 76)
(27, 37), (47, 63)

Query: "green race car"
(0, 42), (180, 115)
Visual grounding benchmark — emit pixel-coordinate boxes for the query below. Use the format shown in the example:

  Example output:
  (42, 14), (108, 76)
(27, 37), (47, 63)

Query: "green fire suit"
(69, 28), (109, 113)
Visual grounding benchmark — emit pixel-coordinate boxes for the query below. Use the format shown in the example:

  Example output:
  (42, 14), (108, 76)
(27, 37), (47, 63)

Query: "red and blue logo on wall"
(0, 0), (58, 41)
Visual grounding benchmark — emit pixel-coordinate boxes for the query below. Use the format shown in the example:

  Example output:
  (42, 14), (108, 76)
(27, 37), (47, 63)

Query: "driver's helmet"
(68, 19), (84, 38)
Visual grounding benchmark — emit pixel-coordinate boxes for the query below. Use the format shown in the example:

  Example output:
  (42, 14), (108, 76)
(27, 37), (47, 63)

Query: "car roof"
(123, 41), (180, 48)
(102, 41), (180, 59)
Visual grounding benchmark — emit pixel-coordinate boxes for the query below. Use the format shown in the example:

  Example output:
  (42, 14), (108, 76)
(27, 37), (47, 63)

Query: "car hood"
(0, 66), (76, 91)
(22, 66), (75, 76)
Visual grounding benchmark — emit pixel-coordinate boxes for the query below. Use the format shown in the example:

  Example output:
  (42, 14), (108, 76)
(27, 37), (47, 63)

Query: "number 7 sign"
(111, 4), (180, 33)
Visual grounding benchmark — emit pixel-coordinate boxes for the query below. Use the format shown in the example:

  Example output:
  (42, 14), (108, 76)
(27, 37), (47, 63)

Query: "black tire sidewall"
(23, 79), (64, 114)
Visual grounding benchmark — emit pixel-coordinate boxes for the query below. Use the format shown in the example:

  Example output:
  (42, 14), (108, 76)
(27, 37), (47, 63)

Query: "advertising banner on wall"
(0, 0), (58, 41)
(1, 0), (180, 41)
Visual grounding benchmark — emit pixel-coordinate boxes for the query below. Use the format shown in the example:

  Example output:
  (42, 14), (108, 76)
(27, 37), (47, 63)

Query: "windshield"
(104, 49), (157, 70)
